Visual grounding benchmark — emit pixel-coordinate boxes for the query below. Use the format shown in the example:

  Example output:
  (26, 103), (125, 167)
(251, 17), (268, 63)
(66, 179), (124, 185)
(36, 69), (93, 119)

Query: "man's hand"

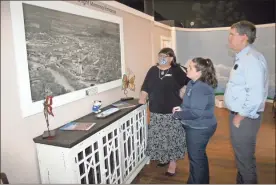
(233, 114), (245, 128)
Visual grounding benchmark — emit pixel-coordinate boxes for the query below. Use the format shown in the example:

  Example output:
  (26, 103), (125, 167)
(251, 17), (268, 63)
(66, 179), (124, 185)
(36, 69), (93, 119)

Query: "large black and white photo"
(23, 3), (121, 102)
(10, 1), (125, 117)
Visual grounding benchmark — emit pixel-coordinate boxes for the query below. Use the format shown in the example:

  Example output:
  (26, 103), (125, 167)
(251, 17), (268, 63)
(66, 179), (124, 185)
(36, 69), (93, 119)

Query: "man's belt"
(230, 111), (262, 115)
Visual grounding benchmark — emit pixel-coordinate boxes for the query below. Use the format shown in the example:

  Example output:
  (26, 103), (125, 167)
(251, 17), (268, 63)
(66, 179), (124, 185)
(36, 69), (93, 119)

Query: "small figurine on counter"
(42, 95), (56, 139)
(92, 100), (102, 113)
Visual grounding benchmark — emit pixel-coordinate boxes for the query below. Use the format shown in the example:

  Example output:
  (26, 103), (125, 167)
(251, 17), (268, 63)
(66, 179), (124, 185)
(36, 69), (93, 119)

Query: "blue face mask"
(158, 58), (167, 65)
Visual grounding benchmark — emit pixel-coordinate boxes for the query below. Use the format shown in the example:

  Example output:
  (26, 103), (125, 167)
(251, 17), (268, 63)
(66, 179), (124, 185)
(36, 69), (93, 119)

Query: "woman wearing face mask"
(139, 48), (190, 176)
(172, 57), (218, 184)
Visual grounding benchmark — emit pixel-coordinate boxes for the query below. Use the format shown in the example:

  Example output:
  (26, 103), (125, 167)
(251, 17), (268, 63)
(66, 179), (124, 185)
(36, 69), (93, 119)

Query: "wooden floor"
(132, 103), (276, 184)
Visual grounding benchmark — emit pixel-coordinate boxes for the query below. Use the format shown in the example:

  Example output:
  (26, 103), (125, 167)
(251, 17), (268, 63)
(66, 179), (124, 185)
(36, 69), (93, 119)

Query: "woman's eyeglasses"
(158, 54), (169, 59)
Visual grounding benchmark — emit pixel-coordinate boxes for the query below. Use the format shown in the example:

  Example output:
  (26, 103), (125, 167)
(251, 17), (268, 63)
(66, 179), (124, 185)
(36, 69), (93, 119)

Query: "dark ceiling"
(116, 0), (275, 28)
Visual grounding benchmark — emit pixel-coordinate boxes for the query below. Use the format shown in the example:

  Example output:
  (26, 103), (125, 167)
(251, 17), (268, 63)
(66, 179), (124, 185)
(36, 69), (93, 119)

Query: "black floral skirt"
(145, 112), (187, 163)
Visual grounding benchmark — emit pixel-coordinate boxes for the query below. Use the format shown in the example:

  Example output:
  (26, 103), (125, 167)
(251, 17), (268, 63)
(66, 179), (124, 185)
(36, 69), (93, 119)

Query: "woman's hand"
(172, 106), (182, 114)
(138, 98), (146, 104)
(139, 91), (148, 104)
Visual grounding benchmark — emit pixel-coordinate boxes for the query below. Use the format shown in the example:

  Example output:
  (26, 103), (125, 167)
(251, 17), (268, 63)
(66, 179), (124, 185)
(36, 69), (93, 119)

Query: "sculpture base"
(42, 130), (56, 139)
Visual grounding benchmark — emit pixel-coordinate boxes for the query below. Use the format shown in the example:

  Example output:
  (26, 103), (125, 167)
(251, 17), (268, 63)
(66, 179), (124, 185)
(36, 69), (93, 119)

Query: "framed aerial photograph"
(9, 1), (125, 118)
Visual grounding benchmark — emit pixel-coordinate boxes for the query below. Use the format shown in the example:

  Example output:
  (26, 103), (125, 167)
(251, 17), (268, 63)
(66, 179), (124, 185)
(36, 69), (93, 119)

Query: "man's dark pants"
(184, 124), (217, 184)
(229, 112), (262, 184)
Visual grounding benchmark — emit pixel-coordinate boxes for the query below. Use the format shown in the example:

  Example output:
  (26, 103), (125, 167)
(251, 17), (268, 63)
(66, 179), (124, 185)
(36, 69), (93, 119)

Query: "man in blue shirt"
(224, 21), (269, 184)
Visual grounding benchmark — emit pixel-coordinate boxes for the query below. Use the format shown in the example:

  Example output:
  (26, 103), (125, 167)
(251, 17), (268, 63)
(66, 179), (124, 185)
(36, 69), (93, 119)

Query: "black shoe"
(165, 171), (176, 176)
(157, 162), (169, 167)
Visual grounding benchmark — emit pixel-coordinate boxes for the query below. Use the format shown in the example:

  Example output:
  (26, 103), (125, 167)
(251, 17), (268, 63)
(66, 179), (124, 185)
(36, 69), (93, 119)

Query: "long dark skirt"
(145, 112), (187, 164)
